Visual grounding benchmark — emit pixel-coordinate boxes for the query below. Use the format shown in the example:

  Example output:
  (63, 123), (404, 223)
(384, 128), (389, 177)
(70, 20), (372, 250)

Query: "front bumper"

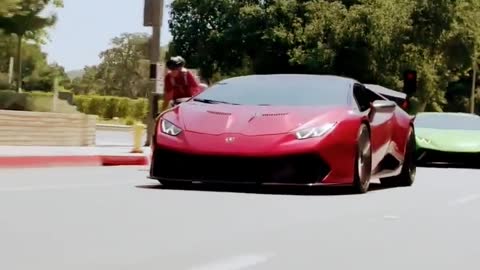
(149, 146), (332, 185)
(150, 123), (358, 186)
(417, 148), (480, 165)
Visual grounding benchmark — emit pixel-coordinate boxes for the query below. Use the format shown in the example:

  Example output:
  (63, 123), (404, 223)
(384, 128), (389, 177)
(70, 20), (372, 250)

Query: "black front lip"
(149, 147), (331, 185)
(147, 176), (348, 187)
(416, 148), (480, 165)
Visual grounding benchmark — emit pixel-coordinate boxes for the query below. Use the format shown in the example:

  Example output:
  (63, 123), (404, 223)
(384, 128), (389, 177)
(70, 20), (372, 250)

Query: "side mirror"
(371, 100), (396, 112)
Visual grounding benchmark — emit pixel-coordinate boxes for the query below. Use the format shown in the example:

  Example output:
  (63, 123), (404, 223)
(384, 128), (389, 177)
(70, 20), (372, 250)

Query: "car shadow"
(135, 181), (398, 196)
(417, 162), (480, 170)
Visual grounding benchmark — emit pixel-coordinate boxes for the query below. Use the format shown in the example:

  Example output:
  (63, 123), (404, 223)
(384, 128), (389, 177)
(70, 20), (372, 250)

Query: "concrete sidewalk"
(0, 146), (150, 168)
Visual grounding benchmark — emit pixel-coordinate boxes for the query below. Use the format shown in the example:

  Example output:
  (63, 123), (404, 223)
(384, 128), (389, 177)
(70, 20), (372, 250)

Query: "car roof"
(416, 112), (480, 118)
(222, 74), (358, 85)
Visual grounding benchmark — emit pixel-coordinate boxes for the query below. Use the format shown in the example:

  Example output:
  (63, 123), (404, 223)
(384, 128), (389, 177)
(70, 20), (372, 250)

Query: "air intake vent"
(262, 113), (289, 117)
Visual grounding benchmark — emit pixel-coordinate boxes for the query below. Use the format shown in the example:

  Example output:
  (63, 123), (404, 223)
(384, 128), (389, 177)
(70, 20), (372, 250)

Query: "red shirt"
(164, 69), (200, 101)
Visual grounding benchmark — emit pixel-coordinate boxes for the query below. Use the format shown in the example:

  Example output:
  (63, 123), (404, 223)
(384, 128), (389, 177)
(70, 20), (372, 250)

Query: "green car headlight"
(416, 136), (431, 144)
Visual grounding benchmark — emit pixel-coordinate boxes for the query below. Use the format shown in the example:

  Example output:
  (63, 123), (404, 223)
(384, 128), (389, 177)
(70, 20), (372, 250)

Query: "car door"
(353, 84), (394, 169)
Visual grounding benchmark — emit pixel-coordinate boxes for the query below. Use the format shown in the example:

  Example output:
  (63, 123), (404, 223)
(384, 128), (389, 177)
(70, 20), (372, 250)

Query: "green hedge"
(0, 90), (27, 110)
(0, 90), (77, 113)
(74, 95), (149, 123)
(0, 90), (149, 123)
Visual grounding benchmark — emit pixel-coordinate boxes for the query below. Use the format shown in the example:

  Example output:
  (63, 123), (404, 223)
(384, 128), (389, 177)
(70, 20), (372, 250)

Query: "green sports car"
(414, 112), (480, 166)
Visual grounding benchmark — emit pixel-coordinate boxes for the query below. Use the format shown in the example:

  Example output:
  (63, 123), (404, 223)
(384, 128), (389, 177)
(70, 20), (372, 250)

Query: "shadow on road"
(136, 182), (398, 196)
(418, 162), (480, 170)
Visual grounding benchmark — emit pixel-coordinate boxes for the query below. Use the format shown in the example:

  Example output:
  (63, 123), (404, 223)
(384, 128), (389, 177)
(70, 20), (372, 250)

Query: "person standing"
(161, 56), (201, 111)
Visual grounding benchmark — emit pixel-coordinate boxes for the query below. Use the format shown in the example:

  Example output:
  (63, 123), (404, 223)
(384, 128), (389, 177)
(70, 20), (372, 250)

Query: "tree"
(24, 62), (70, 91)
(452, 0), (480, 112)
(96, 33), (152, 98)
(287, 0), (347, 74)
(0, 0), (63, 91)
(71, 33), (155, 98)
(169, 0), (253, 79)
(71, 66), (104, 95)
(168, 0), (480, 113)
(0, 0), (20, 17)
(0, 32), (65, 91)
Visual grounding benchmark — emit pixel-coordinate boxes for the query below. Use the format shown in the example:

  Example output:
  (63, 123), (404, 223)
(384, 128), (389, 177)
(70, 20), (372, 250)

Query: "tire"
(352, 124), (372, 194)
(380, 127), (416, 187)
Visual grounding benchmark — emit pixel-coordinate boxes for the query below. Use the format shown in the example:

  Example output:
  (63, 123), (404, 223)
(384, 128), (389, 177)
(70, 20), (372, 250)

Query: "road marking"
(383, 215), (400, 220)
(448, 194), (480, 206)
(188, 253), (275, 270)
(0, 183), (123, 192)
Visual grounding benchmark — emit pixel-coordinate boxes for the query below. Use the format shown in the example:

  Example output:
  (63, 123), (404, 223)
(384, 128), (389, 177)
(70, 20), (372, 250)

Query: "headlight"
(416, 136), (431, 144)
(295, 122), (337, 140)
(160, 119), (182, 136)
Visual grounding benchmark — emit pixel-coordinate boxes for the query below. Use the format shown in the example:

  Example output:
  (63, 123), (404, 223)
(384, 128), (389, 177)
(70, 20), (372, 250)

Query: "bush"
(73, 95), (148, 123)
(74, 95), (89, 113)
(125, 117), (135, 126)
(0, 90), (27, 110)
(1, 91), (149, 122)
(116, 98), (131, 119)
(103, 97), (119, 119)
(0, 73), (12, 90)
(0, 90), (78, 113)
(132, 99), (148, 121)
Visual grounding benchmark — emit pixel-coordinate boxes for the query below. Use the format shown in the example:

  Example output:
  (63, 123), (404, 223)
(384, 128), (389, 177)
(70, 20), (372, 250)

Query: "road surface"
(96, 129), (146, 146)
(0, 166), (479, 270)
(96, 129), (147, 146)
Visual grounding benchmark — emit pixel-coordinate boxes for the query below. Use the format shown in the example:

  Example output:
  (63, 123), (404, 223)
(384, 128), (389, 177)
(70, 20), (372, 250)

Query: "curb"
(0, 155), (149, 169)
(96, 123), (132, 129)
(101, 155), (149, 166)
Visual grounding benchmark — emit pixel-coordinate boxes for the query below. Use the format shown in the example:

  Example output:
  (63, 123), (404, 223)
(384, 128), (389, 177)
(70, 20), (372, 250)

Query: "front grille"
(151, 147), (330, 184)
(418, 149), (480, 165)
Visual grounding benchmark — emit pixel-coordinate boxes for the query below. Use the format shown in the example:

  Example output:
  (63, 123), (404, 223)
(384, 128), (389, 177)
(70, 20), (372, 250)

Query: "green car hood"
(416, 128), (480, 152)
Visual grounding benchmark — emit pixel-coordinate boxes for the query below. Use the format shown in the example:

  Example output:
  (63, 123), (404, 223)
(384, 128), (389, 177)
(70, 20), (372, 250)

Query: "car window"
(193, 75), (350, 106)
(353, 84), (385, 111)
(415, 114), (480, 130)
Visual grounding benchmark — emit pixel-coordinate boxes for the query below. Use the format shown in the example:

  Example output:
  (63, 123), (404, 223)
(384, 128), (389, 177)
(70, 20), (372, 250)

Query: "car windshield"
(415, 113), (480, 130)
(193, 75), (350, 106)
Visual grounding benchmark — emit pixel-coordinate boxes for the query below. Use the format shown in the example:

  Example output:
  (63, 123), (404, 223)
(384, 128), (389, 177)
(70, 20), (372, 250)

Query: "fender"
(410, 114), (416, 124)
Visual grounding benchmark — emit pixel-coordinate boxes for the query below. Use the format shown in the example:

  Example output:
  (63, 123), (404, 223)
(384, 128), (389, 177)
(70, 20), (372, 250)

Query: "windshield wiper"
(193, 98), (239, 105)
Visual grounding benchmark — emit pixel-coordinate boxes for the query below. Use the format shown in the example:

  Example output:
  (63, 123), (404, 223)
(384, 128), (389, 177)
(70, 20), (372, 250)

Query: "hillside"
(66, 69), (85, 79)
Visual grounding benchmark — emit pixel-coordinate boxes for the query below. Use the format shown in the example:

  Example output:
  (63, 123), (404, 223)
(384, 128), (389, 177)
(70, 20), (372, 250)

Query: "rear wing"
(365, 84), (408, 109)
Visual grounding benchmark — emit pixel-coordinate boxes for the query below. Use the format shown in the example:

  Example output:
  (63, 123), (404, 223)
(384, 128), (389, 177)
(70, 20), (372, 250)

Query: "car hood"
(170, 102), (349, 136)
(416, 128), (480, 152)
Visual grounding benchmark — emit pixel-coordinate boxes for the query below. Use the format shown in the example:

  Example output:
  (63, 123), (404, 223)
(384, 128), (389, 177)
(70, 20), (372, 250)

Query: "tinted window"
(415, 113), (480, 130)
(194, 75), (350, 106)
(353, 84), (386, 111)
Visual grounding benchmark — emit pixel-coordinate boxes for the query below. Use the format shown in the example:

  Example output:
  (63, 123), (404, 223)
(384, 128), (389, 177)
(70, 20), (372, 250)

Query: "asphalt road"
(96, 129), (147, 146)
(0, 166), (480, 270)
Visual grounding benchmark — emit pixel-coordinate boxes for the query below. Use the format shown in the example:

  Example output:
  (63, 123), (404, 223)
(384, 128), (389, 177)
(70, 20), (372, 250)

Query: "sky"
(42, 0), (173, 71)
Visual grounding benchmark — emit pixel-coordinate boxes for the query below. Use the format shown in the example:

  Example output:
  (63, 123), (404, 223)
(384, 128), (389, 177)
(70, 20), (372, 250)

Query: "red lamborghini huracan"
(149, 74), (416, 193)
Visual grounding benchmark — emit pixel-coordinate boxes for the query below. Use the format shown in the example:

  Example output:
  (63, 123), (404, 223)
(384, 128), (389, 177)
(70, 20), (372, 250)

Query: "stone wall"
(0, 110), (96, 146)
